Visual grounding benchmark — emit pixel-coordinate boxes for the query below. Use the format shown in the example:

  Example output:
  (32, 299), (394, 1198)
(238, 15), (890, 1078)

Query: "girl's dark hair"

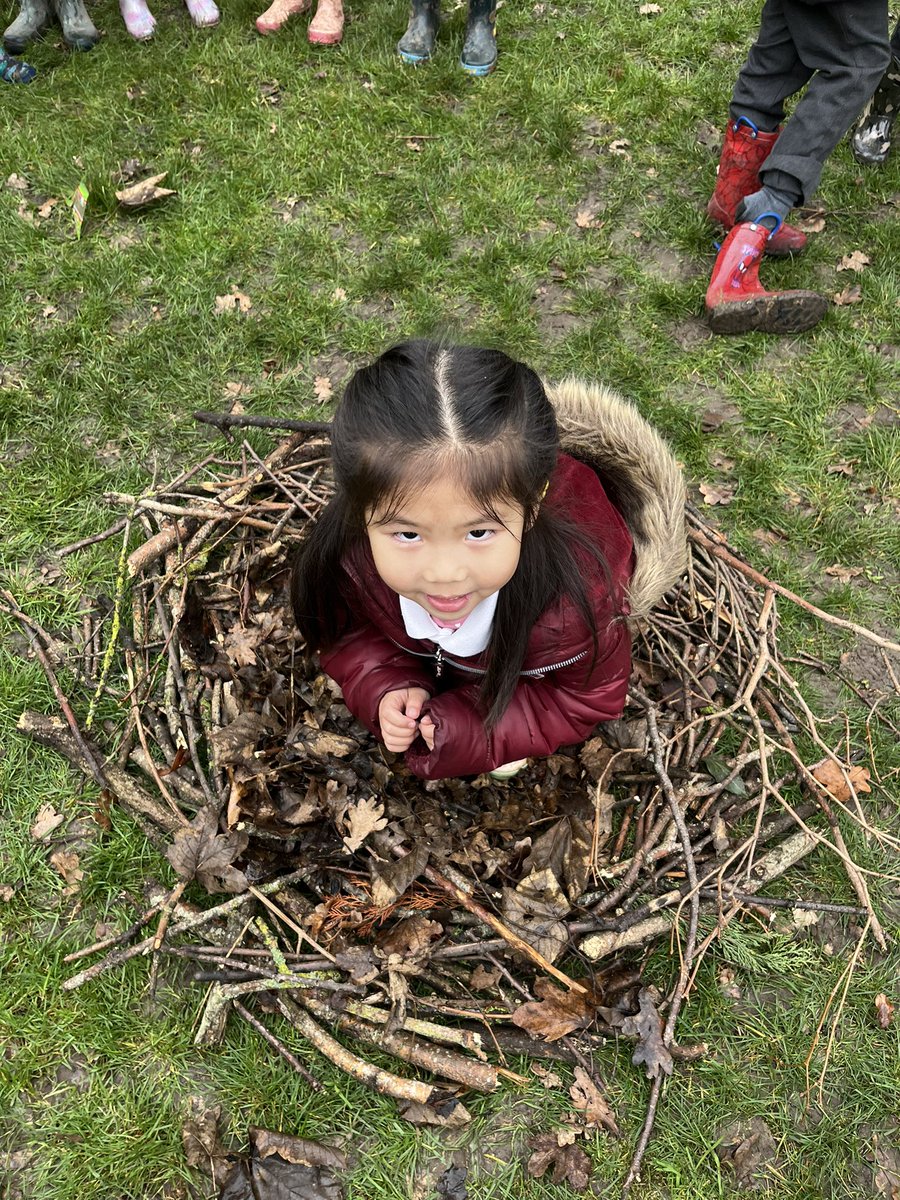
(291, 339), (609, 727)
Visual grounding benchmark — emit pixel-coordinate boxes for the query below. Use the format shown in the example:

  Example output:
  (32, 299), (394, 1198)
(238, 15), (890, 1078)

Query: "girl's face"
(366, 476), (526, 624)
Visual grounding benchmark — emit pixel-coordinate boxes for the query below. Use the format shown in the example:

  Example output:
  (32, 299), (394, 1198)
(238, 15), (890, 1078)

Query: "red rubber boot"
(705, 220), (828, 335)
(707, 118), (807, 258)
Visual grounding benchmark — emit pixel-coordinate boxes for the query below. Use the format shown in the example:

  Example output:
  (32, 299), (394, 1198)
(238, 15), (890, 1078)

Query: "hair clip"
(540, 480), (549, 500)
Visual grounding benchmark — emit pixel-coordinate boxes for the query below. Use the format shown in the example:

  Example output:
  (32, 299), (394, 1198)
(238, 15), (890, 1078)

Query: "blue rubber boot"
(3, 0), (49, 52)
(460, 0), (495, 76)
(397, 0), (439, 64)
(0, 44), (36, 80)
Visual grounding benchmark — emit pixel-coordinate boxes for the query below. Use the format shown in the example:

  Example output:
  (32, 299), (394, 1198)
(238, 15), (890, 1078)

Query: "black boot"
(4, 0), (50, 52)
(397, 0), (439, 63)
(851, 56), (900, 165)
(50, 0), (99, 47)
(460, 0), (495, 76)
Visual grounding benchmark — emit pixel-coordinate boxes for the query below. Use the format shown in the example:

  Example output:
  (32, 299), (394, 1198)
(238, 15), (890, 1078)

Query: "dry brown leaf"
(214, 286), (253, 315)
(397, 1098), (471, 1127)
(165, 807), (249, 894)
(49, 849), (84, 893)
(621, 987), (673, 1079)
(824, 564), (864, 584)
(794, 209), (826, 234)
(569, 1065), (620, 1135)
(574, 206), (601, 229)
(313, 375), (333, 402)
(36, 198), (59, 220)
(874, 993), (894, 1028)
(833, 284), (863, 306)
(115, 172), (177, 207)
(405, 139), (422, 152)
(527, 1133), (592, 1190)
(331, 287), (347, 301)
(609, 138), (631, 156)
(6, 173), (30, 191)
(699, 481), (736, 506)
(511, 977), (594, 1042)
(224, 622), (264, 667)
(837, 250), (871, 273)
(0, 885), (14, 902)
(638, 2), (661, 11)
(470, 963), (502, 990)
(31, 804), (65, 840)
(826, 459), (856, 476)
(342, 795), (387, 853)
(531, 1062), (563, 1089)
(810, 758), (871, 803)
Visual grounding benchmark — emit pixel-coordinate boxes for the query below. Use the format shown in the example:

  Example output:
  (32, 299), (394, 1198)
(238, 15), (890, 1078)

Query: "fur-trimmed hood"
(546, 377), (687, 620)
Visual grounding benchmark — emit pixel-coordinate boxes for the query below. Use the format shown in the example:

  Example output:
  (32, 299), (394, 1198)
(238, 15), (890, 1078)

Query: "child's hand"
(378, 687), (431, 752)
(418, 715), (436, 752)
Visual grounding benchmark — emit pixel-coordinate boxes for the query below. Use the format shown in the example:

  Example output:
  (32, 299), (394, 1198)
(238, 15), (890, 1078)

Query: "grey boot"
(50, 0), (100, 48)
(4, 0), (51, 52)
(460, 0), (496, 76)
(397, 0), (440, 63)
(851, 56), (900, 165)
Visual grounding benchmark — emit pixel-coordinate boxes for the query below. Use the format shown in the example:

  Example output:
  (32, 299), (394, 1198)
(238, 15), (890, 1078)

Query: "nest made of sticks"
(8, 414), (899, 1193)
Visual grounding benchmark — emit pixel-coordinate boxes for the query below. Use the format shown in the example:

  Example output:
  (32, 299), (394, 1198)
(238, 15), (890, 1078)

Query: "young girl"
(291, 340), (685, 781)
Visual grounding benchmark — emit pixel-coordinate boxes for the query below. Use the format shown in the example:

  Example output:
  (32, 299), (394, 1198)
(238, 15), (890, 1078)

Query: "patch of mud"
(756, 338), (809, 371)
(838, 627), (900, 698)
(853, 1122), (900, 1199)
(640, 241), (702, 284)
(832, 401), (898, 434)
(305, 352), (358, 390)
(716, 1116), (782, 1190)
(668, 380), (741, 429)
(532, 281), (579, 340)
(668, 316), (715, 350)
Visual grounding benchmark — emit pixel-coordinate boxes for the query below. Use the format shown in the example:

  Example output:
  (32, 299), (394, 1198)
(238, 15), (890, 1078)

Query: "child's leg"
(397, 0), (440, 63)
(730, 0), (813, 133)
(255, 0), (310, 34)
(3, 0), (51, 52)
(119, 0), (155, 38)
(307, 0), (342, 45)
(0, 44), (36, 81)
(184, 0), (219, 25)
(756, 0), (891, 205)
(51, 0), (100, 49)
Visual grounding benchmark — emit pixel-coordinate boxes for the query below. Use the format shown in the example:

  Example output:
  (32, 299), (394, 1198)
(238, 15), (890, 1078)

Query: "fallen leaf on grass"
(833, 284), (863, 306)
(569, 1065), (620, 1135)
(405, 139), (422, 152)
(342, 795), (387, 853)
(622, 987), (673, 1079)
(115, 172), (176, 207)
(826, 459), (856, 476)
(531, 1062), (563, 1089)
(824, 563), (864, 584)
(6, 173), (29, 191)
(638, 2), (661, 11)
(165, 806), (249, 894)
(181, 1099), (233, 1185)
(370, 842), (429, 908)
(527, 1133), (592, 1191)
(313, 375), (333, 402)
(794, 208), (826, 234)
(214, 286), (253, 315)
(511, 977), (594, 1041)
(49, 849), (84, 894)
(836, 250), (870, 272)
(699, 481), (736, 506)
(397, 1097), (471, 1127)
(574, 205), (602, 229)
(810, 758), (871, 803)
(220, 1127), (346, 1200)
(608, 138), (631, 157)
(874, 993), (894, 1028)
(30, 803), (65, 840)
(0, 885), (14, 902)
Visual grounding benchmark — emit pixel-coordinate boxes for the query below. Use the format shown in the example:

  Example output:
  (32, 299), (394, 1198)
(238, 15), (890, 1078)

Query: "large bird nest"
(8, 413), (898, 1193)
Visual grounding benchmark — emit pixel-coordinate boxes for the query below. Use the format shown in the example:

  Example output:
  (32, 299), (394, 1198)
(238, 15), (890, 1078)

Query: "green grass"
(2, 0), (900, 1195)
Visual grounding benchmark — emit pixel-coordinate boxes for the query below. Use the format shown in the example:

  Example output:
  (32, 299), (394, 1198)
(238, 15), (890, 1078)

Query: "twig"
(57, 518), (130, 557)
(193, 411), (332, 436)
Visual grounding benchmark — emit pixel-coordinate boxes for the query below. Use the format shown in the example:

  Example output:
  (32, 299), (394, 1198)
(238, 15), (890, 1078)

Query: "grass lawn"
(1, 0), (899, 1195)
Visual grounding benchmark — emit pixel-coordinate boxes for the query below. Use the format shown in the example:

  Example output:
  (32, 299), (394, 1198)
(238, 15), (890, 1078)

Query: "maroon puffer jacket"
(320, 453), (635, 779)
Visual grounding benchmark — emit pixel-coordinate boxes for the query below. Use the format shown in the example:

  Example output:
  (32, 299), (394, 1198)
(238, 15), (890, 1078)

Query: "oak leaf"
(313, 375), (333, 402)
(810, 758), (871, 803)
(621, 987), (673, 1078)
(49, 849), (83, 893)
(342, 795), (387, 852)
(833, 284), (863, 306)
(836, 250), (870, 272)
(699, 481), (736, 506)
(31, 804), (65, 840)
(214, 286), (253, 315)
(527, 1133), (592, 1190)
(874, 993), (894, 1028)
(570, 1065), (620, 1135)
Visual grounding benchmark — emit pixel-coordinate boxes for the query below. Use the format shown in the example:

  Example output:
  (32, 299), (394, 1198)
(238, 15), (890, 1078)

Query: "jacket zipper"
(390, 638), (587, 679)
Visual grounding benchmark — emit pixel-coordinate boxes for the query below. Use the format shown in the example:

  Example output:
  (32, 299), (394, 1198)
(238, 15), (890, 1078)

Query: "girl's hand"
(418, 715), (436, 752)
(379, 687), (431, 752)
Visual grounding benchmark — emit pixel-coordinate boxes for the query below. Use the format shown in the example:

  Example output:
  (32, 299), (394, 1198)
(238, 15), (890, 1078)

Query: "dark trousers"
(730, 0), (890, 203)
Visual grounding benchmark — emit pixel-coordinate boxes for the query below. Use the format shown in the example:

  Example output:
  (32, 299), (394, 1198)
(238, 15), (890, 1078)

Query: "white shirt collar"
(399, 592), (498, 657)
